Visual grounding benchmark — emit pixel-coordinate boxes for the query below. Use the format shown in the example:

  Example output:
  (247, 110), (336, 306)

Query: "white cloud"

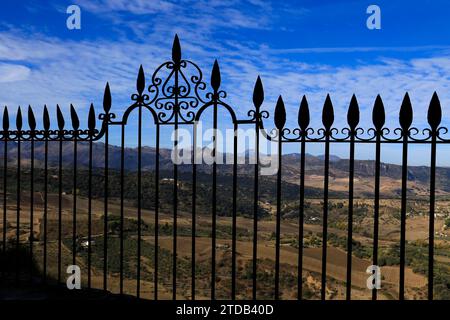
(75, 0), (176, 15)
(73, 0), (274, 42)
(0, 63), (31, 82)
(267, 45), (450, 54)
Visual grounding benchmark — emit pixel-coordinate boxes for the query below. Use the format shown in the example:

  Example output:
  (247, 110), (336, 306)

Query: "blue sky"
(1, 0), (450, 165)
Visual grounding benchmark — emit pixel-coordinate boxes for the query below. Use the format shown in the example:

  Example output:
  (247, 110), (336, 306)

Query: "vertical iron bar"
(252, 115), (260, 300)
(103, 118), (109, 291)
(231, 123), (237, 299)
(399, 132), (408, 300)
(2, 136), (6, 280)
(173, 69), (179, 301)
(16, 128), (21, 283)
(211, 100), (217, 300)
(88, 133), (93, 289)
(275, 133), (282, 300)
(57, 136), (63, 283)
(191, 123), (196, 300)
(43, 136), (48, 284)
(298, 134), (306, 300)
(29, 137), (34, 282)
(137, 104), (142, 298)
(119, 125), (125, 295)
(428, 132), (436, 300)
(346, 132), (355, 300)
(173, 134), (178, 300)
(72, 136), (77, 266)
(155, 124), (160, 300)
(372, 133), (381, 300)
(321, 133), (330, 300)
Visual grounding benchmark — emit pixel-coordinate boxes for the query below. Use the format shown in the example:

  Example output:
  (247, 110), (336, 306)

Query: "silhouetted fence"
(0, 35), (447, 300)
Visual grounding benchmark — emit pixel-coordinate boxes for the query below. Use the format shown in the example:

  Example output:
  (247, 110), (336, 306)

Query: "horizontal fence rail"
(0, 35), (448, 301)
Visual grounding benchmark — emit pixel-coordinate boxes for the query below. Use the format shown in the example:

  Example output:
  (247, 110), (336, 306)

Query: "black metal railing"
(0, 35), (447, 301)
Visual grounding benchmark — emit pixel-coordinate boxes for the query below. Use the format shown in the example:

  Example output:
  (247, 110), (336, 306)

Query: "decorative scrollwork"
(140, 37), (209, 124)
(436, 126), (450, 142)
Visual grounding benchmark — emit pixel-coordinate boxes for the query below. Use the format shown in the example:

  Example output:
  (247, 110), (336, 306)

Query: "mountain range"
(0, 141), (449, 197)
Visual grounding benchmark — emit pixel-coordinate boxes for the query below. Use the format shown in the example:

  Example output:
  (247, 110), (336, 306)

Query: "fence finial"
(274, 95), (286, 130)
(399, 92), (413, 130)
(28, 105), (36, 131)
(211, 60), (221, 92)
(298, 95), (310, 131)
(103, 82), (112, 113)
(88, 103), (96, 132)
(253, 76), (264, 109)
(43, 105), (50, 131)
(70, 104), (80, 130)
(172, 34), (181, 64)
(372, 95), (385, 132)
(322, 94), (334, 130)
(16, 106), (22, 131)
(2, 106), (9, 132)
(347, 94), (359, 130)
(428, 92), (441, 131)
(56, 104), (65, 131)
(137, 65), (145, 95)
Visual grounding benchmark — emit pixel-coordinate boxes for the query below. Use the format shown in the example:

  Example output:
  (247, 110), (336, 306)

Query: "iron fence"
(0, 35), (447, 300)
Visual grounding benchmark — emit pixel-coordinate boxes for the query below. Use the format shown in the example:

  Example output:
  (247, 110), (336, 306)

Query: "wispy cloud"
(0, 63), (30, 82)
(267, 45), (450, 54)
(75, 0), (275, 42)
(76, 0), (176, 15)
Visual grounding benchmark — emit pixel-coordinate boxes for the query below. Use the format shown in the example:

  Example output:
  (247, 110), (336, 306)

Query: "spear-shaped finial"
(347, 94), (360, 130)
(16, 106), (22, 131)
(103, 82), (111, 113)
(274, 95), (286, 130)
(28, 105), (36, 131)
(70, 104), (80, 130)
(211, 60), (221, 92)
(43, 105), (50, 131)
(298, 95), (310, 131)
(322, 94), (334, 130)
(372, 95), (385, 132)
(253, 76), (264, 110)
(172, 34), (181, 64)
(137, 65), (145, 95)
(3, 106), (9, 132)
(56, 104), (65, 131)
(88, 103), (96, 132)
(399, 92), (413, 131)
(427, 92), (441, 132)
